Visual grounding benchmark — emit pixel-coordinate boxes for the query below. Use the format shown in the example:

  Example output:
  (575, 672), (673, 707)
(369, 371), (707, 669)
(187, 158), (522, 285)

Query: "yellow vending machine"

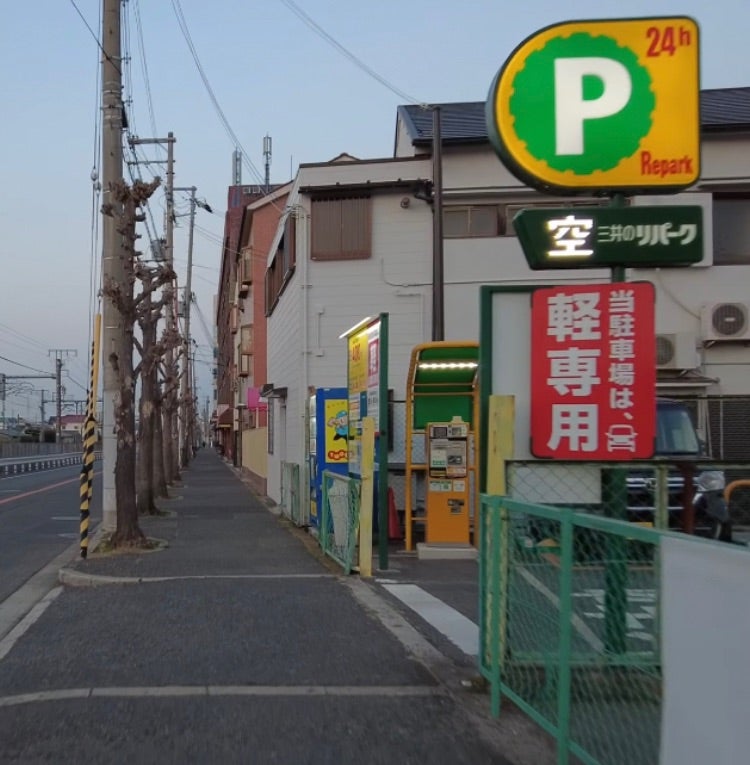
(425, 417), (470, 544)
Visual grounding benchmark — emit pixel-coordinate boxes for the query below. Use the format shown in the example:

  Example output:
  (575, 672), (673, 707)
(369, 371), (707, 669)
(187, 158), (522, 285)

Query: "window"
(240, 324), (254, 355)
(444, 205), (502, 238)
(239, 352), (253, 378)
(265, 256), (283, 315)
(265, 215), (298, 315)
(281, 216), (296, 274)
(311, 196), (372, 260)
(713, 195), (750, 265)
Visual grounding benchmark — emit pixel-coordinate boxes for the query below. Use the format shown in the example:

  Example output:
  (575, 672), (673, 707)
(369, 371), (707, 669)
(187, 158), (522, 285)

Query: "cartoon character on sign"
(324, 401), (348, 463)
(328, 410), (348, 441)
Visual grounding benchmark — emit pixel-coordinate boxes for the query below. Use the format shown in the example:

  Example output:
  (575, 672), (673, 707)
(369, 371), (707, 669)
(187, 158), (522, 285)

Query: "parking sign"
(486, 17), (700, 193)
(530, 283), (656, 459)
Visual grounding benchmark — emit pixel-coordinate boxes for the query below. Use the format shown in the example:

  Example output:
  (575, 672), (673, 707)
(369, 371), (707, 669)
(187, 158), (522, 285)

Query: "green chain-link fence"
(480, 494), (663, 765)
(320, 470), (361, 574)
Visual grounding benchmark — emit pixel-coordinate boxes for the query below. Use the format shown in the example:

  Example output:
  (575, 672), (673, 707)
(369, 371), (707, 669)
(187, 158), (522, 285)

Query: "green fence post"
(603, 467), (628, 656)
(320, 472), (329, 553)
(556, 508), (574, 765)
(490, 498), (502, 717)
(655, 464), (669, 530)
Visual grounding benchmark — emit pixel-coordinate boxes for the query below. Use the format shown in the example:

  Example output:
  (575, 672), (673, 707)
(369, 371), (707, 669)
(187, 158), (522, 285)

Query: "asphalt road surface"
(0, 464), (100, 603)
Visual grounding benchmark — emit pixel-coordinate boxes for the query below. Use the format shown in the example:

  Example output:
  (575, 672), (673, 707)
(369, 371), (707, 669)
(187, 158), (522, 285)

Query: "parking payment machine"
(425, 417), (470, 543)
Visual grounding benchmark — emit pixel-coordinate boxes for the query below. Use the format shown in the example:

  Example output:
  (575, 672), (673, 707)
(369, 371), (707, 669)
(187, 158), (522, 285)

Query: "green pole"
(378, 313), (390, 571)
(604, 193), (629, 656)
(556, 508), (574, 765)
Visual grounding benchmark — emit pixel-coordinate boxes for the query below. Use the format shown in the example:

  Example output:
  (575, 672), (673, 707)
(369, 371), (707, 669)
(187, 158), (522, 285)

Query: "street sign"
(514, 205), (703, 269)
(486, 17), (700, 193)
(530, 283), (656, 460)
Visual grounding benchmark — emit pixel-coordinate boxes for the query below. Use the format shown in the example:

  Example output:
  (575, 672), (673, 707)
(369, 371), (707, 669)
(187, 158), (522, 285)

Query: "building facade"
(215, 89), (750, 509)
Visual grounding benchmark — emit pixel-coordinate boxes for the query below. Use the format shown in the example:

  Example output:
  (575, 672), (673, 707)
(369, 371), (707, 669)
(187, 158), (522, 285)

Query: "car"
(625, 398), (730, 540)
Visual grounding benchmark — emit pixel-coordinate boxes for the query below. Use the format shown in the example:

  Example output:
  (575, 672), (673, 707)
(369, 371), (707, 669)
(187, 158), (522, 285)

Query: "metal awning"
(657, 373), (719, 389)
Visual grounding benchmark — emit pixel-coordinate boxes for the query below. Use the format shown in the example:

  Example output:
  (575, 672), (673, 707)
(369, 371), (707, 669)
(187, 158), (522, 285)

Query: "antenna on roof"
(232, 147), (242, 186)
(263, 135), (272, 193)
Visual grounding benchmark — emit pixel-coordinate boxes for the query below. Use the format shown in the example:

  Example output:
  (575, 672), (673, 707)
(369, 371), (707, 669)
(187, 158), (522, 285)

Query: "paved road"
(0, 452), (552, 765)
(0, 464), (100, 603)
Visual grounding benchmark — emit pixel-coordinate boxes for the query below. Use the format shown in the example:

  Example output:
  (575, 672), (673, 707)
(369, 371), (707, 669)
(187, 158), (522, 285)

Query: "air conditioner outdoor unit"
(701, 302), (750, 342)
(656, 332), (699, 370)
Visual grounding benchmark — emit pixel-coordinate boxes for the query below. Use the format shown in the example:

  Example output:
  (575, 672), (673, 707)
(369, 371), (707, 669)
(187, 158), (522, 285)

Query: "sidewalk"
(0, 449), (553, 764)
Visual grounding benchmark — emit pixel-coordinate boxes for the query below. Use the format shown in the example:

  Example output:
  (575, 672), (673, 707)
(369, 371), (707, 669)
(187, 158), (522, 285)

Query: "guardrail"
(0, 452), (97, 478)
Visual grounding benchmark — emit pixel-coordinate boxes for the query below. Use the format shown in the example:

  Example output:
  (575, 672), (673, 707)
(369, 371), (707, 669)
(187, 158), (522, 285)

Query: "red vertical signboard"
(531, 283), (656, 460)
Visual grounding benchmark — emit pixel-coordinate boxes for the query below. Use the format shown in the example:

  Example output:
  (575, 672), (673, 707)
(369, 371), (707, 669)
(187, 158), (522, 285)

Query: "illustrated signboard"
(530, 282), (656, 459)
(486, 17), (700, 193)
(346, 317), (383, 474)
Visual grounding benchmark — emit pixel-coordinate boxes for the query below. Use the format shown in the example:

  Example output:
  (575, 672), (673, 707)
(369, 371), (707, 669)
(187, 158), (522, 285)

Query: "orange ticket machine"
(425, 418), (471, 544)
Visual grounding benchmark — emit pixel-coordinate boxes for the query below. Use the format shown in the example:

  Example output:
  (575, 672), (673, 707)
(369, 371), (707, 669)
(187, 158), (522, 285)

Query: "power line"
(68, 0), (121, 74)
(168, 0), (288, 217)
(278, 0), (424, 106)
(0, 322), (49, 350)
(132, 0), (157, 136)
(0, 355), (52, 375)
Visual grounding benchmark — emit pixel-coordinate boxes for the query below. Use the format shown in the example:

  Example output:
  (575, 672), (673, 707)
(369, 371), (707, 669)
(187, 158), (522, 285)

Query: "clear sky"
(0, 0), (747, 421)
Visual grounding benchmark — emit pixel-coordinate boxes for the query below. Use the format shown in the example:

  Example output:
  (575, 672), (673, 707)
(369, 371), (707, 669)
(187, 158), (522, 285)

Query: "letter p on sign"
(554, 57), (632, 155)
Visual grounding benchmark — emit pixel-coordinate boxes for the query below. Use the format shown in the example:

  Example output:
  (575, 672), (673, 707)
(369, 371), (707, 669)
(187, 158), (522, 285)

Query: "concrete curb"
(58, 568), (145, 588)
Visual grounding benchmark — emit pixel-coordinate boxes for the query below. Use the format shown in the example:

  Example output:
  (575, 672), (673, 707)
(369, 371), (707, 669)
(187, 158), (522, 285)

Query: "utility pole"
(101, 0), (125, 531)
(39, 391), (46, 443)
(180, 186), (196, 467)
(0, 374), (5, 430)
(205, 397), (210, 445)
(431, 106), (444, 342)
(165, 135), (178, 480)
(49, 349), (77, 446)
(174, 186), (211, 466)
(130, 132), (178, 480)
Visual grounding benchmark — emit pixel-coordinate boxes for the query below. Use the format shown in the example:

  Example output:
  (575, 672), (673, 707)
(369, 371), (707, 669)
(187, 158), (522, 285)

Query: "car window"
(655, 404), (701, 455)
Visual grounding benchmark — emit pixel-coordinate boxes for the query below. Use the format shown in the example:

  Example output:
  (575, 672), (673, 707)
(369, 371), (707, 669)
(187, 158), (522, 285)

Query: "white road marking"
(517, 567), (604, 653)
(0, 586), (63, 662)
(0, 684), (440, 708)
(381, 583), (478, 656)
(0, 536), (85, 642)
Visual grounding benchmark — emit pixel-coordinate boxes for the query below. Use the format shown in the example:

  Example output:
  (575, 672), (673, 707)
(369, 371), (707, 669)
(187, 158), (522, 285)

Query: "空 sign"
(486, 17), (700, 193)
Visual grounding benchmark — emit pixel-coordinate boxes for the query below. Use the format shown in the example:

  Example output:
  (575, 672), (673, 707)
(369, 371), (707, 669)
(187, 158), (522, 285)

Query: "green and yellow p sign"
(486, 17), (700, 193)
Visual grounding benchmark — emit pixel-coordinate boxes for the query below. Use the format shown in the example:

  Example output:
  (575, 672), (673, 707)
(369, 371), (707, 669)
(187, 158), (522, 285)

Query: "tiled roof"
(699, 87), (750, 130)
(399, 87), (750, 145)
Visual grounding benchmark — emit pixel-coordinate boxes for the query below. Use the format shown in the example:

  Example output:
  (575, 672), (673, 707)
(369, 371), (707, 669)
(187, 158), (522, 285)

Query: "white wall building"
(263, 90), (750, 508)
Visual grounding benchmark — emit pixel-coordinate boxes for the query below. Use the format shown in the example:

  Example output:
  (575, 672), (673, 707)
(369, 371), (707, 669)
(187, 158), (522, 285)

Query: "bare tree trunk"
(153, 388), (168, 498)
(112, 318), (143, 545)
(106, 185), (142, 546)
(162, 356), (181, 484)
(102, 178), (164, 548)
(136, 292), (157, 514)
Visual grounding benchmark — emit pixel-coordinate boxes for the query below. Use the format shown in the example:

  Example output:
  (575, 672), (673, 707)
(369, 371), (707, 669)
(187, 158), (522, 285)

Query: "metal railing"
(0, 440), (84, 459)
(279, 461), (301, 524)
(320, 470), (361, 574)
(479, 495), (663, 765)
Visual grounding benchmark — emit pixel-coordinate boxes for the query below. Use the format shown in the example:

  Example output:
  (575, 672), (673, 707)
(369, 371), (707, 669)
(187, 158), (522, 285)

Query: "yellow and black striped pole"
(80, 314), (101, 558)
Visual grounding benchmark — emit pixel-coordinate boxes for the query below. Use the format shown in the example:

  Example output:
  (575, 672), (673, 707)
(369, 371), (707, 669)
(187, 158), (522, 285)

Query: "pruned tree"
(134, 265), (175, 514)
(161, 332), (183, 484)
(101, 177), (161, 547)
